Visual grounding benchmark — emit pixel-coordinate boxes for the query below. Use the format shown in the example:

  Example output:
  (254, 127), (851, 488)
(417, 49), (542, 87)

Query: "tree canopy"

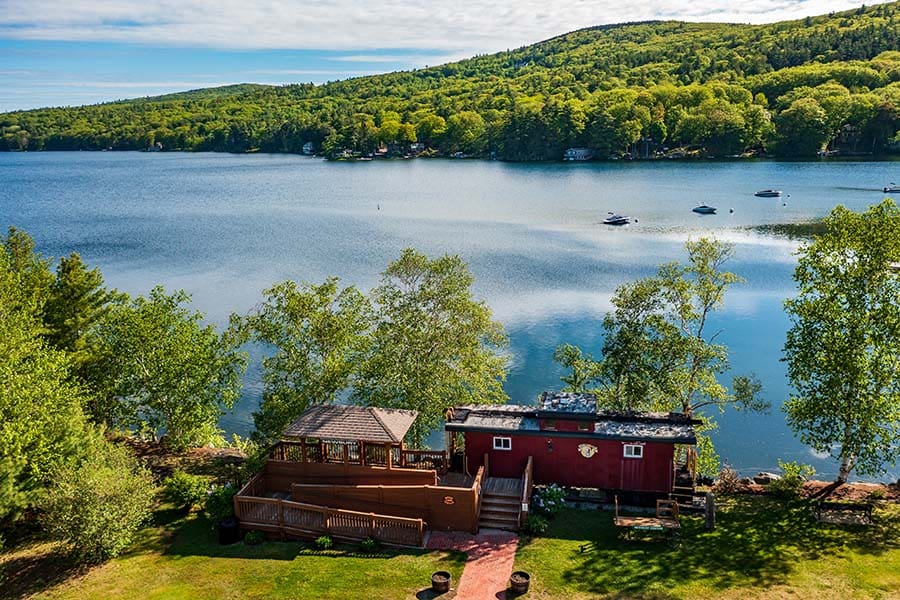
(353, 248), (509, 446)
(233, 278), (372, 443)
(783, 199), (900, 482)
(87, 287), (247, 448)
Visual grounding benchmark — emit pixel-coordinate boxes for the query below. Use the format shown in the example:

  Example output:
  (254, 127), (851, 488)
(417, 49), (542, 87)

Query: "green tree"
(353, 249), (509, 446)
(783, 200), (900, 482)
(42, 433), (154, 563)
(87, 287), (246, 448)
(444, 111), (486, 154)
(0, 248), (87, 521)
(44, 253), (120, 366)
(1, 226), (54, 311)
(234, 278), (372, 442)
(775, 97), (832, 155)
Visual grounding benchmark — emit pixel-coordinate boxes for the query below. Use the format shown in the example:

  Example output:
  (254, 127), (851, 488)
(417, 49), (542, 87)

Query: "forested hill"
(2, 2), (900, 159)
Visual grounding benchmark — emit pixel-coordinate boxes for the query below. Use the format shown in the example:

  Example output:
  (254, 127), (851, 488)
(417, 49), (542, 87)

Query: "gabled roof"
(282, 405), (418, 444)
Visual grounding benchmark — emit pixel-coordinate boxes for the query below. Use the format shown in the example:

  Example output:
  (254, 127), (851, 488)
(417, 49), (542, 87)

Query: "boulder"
(753, 472), (782, 485)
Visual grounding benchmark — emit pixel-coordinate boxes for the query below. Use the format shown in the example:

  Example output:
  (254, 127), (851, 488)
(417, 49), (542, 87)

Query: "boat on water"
(603, 213), (630, 226)
(692, 205), (717, 214)
(884, 183), (899, 193)
(755, 189), (783, 197)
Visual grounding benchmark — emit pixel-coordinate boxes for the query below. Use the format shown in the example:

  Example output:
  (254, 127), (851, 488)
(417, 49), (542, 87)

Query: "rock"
(753, 472), (782, 485)
(739, 477), (754, 485)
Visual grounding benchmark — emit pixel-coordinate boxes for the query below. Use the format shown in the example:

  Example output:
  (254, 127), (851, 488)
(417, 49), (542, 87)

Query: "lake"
(3, 152), (898, 481)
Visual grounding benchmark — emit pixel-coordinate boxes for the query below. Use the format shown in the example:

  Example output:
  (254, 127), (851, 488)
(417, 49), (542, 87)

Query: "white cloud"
(0, 0), (891, 53)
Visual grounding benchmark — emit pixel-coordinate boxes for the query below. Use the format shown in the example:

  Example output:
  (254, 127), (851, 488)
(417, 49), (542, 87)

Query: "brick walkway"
(426, 530), (519, 599)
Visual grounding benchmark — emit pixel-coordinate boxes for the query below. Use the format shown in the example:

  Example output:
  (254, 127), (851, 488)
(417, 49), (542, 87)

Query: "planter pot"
(431, 570), (451, 594)
(509, 571), (530, 595)
(217, 516), (241, 545)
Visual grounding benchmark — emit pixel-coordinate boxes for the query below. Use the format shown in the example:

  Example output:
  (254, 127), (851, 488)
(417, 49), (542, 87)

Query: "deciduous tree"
(783, 199), (900, 482)
(354, 249), (509, 446)
(234, 278), (372, 442)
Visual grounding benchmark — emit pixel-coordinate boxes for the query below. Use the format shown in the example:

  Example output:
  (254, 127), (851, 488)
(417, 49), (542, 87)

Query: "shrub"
(868, 488), (886, 501)
(768, 459), (815, 498)
(204, 483), (237, 523)
(359, 536), (379, 552)
(713, 463), (743, 495)
(532, 484), (566, 517)
(244, 530), (265, 545)
(521, 514), (550, 536)
(315, 535), (333, 550)
(42, 439), (154, 563)
(164, 470), (208, 510)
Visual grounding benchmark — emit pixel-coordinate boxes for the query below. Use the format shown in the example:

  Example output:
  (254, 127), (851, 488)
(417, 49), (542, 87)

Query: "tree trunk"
(837, 452), (855, 483)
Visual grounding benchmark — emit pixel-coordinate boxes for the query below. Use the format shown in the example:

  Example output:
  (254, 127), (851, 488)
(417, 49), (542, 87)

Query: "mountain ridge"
(2, 2), (899, 159)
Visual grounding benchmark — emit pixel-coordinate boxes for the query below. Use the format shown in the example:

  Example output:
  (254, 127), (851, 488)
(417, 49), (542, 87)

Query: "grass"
(1, 507), (466, 600)
(514, 497), (900, 600)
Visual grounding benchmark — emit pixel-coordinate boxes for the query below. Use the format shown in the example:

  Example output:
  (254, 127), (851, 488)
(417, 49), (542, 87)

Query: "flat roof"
(446, 403), (698, 444)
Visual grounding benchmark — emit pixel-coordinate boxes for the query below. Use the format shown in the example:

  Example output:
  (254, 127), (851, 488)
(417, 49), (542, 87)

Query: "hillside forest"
(2, 3), (900, 159)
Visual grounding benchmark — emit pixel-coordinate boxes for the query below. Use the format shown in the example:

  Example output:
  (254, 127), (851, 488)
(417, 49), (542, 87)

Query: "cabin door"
(620, 456), (647, 491)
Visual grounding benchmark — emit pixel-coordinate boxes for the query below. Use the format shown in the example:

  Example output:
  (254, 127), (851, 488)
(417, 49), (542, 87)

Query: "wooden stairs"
(479, 477), (523, 531)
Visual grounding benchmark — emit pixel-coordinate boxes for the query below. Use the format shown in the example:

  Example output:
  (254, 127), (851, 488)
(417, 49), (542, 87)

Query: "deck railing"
(234, 495), (424, 547)
(269, 441), (447, 475)
(519, 456), (534, 527)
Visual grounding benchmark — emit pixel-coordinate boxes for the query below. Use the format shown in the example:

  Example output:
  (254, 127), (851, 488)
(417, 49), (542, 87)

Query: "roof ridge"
(368, 407), (399, 443)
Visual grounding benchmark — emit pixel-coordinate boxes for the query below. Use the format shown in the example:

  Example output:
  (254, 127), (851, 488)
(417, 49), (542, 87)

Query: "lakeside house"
(233, 393), (700, 545)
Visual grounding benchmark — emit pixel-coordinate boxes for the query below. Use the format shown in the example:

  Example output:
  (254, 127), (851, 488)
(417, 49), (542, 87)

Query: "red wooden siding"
(464, 431), (674, 493)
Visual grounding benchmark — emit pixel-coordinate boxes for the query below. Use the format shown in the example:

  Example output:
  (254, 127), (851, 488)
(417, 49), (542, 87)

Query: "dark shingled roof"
(282, 406), (418, 443)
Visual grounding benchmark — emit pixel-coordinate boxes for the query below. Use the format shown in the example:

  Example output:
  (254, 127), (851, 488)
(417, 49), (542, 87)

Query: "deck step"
(481, 508), (520, 520)
(478, 517), (519, 531)
(482, 496), (519, 506)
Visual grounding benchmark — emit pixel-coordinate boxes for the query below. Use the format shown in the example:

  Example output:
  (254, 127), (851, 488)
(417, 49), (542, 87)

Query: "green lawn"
(514, 497), (900, 600)
(2, 508), (466, 600)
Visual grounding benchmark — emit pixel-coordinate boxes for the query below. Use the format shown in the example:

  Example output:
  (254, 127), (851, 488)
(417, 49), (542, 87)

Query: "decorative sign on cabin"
(578, 443), (598, 459)
(443, 496), (456, 505)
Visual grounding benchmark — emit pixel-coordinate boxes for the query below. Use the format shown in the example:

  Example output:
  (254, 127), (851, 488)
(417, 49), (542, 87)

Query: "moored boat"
(755, 189), (783, 197)
(603, 213), (630, 225)
(692, 205), (717, 214)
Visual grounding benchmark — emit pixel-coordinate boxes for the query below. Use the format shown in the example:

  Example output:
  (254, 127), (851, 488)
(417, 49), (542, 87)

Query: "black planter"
(431, 570), (451, 594)
(509, 571), (530, 595)
(217, 516), (241, 545)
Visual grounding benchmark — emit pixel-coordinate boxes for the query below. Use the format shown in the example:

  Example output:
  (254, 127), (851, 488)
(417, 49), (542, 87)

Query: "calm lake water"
(3, 152), (899, 481)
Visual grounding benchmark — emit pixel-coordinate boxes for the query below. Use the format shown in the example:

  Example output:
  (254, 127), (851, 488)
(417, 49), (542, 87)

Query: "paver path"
(426, 530), (519, 599)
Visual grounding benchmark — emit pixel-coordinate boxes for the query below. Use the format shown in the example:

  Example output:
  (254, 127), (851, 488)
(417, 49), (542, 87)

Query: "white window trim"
(623, 444), (644, 458)
(493, 436), (512, 451)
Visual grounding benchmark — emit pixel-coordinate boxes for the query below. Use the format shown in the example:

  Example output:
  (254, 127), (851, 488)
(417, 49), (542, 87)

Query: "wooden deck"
(439, 472), (475, 488)
(483, 477), (523, 498)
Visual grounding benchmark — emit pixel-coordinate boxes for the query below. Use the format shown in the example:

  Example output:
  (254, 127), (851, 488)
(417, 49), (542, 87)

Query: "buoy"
(729, 208), (734, 213)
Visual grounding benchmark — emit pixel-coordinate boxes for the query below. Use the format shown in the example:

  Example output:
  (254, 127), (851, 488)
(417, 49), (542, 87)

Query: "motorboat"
(884, 184), (899, 193)
(755, 190), (783, 197)
(692, 205), (717, 214)
(603, 213), (630, 226)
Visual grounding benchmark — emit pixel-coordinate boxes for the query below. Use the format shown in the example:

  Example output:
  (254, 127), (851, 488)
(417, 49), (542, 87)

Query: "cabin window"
(543, 420), (557, 431)
(623, 444), (643, 458)
(577, 422), (591, 432)
(493, 436), (512, 451)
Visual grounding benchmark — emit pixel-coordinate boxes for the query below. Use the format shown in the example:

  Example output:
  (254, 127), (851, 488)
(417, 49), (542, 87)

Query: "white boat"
(692, 205), (717, 214)
(755, 189), (783, 198)
(884, 184), (900, 193)
(603, 213), (630, 226)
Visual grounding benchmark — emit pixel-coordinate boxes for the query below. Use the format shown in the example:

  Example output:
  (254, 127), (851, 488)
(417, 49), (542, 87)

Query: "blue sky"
(0, 0), (890, 112)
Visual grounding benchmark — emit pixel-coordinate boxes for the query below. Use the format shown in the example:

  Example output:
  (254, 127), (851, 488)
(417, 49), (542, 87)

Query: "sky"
(0, 0), (892, 112)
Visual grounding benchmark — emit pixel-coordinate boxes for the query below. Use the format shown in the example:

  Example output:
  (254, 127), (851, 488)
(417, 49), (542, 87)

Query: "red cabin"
(445, 392), (700, 499)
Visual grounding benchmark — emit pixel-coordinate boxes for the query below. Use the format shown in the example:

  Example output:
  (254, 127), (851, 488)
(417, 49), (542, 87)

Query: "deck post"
(342, 443), (349, 464)
(359, 440), (366, 465)
(484, 452), (490, 478)
(385, 443), (393, 470)
(301, 439), (308, 463)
